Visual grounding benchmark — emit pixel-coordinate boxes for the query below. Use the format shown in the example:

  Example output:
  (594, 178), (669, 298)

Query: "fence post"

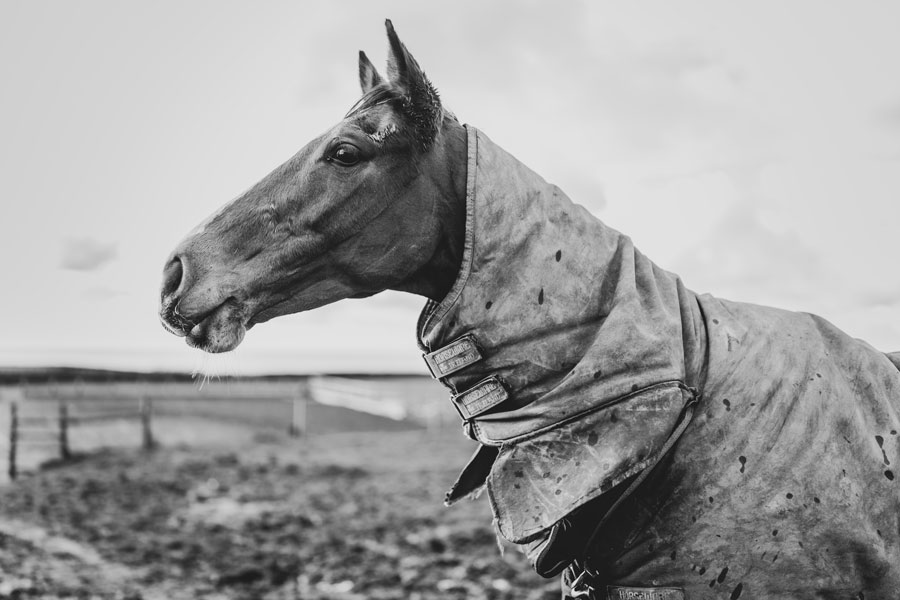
(59, 401), (70, 460)
(8, 402), (17, 480)
(140, 397), (154, 451)
(290, 386), (308, 437)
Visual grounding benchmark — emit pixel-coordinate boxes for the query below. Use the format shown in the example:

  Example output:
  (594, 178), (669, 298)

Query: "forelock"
(345, 84), (404, 119)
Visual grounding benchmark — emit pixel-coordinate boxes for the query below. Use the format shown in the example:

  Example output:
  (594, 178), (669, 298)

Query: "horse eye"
(328, 143), (361, 167)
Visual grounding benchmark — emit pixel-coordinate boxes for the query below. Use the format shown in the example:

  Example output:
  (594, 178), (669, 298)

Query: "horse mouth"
(160, 298), (248, 353)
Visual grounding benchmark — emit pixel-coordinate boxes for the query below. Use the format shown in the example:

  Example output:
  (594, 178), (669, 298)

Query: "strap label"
(423, 334), (482, 378)
(607, 587), (685, 600)
(452, 377), (508, 419)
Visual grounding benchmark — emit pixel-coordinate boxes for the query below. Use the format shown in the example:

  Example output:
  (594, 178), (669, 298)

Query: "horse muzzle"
(159, 254), (248, 353)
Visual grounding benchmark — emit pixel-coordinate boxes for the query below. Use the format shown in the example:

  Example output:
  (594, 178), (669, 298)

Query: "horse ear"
(358, 50), (384, 94)
(384, 19), (442, 148)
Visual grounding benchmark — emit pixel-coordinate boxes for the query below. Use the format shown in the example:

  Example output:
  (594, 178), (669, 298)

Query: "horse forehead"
(186, 110), (400, 239)
(353, 106), (402, 143)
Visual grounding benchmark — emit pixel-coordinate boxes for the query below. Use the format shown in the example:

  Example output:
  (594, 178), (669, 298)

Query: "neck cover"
(419, 126), (900, 596)
(417, 126), (706, 543)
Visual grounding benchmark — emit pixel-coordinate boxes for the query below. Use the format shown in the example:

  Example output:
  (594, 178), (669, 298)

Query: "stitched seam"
(480, 380), (691, 445)
(417, 125), (479, 339)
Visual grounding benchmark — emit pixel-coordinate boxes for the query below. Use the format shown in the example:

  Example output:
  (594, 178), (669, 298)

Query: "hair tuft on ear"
(383, 19), (442, 150)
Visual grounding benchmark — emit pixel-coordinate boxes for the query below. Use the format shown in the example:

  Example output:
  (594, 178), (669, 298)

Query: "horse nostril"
(161, 256), (185, 302)
(159, 255), (196, 336)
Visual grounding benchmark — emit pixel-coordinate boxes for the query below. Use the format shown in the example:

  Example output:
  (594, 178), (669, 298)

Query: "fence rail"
(69, 412), (146, 423)
(6, 399), (154, 480)
(4, 389), (315, 480)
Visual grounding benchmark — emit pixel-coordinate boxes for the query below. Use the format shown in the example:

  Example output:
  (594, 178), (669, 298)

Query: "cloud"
(672, 205), (829, 308)
(581, 39), (762, 164)
(854, 287), (900, 310)
(875, 100), (900, 128)
(444, 12), (760, 176)
(81, 285), (126, 301)
(60, 237), (118, 271)
(827, 302), (900, 354)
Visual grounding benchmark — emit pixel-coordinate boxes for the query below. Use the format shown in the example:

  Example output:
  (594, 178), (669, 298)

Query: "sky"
(1, 1), (899, 375)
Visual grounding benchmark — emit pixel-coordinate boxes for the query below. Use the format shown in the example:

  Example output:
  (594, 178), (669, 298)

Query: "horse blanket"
(417, 126), (900, 598)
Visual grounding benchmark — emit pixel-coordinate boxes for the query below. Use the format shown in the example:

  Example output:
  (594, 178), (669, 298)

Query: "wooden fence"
(6, 399), (154, 480)
(3, 393), (315, 480)
(1, 376), (446, 480)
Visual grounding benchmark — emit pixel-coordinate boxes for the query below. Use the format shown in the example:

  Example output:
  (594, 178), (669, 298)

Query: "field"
(0, 377), (559, 600)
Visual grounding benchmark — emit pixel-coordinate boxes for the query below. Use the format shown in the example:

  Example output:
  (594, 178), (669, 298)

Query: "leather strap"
(451, 376), (508, 419)
(422, 334), (482, 379)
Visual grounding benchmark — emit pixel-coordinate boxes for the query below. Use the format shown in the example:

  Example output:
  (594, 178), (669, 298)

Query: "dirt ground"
(0, 428), (560, 600)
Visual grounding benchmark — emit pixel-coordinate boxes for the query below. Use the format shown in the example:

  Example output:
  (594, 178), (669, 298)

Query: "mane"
(344, 84), (405, 119)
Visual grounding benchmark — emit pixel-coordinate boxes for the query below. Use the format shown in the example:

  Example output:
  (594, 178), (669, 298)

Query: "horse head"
(159, 21), (466, 353)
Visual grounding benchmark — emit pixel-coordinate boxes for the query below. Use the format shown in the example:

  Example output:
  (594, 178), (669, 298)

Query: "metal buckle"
(422, 334), (482, 379)
(564, 562), (604, 600)
(568, 568), (593, 599)
(451, 376), (508, 420)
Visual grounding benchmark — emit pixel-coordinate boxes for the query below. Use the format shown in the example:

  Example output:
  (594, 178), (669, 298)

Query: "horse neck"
(391, 116), (468, 302)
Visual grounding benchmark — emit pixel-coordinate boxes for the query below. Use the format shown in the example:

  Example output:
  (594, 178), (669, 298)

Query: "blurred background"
(1, 2), (899, 599)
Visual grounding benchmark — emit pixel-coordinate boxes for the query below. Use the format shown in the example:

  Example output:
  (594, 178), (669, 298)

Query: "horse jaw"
(184, 298), (246, 353)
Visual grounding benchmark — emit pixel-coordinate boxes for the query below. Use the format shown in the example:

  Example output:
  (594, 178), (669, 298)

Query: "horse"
(159, 20), (900, 599)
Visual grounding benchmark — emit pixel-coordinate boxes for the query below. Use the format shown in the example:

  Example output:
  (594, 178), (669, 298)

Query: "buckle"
(422, 334), (482, 379)
(451, 376), (508, 420)
(606, 587), (685, 600)
(566, 566), (594, 599)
